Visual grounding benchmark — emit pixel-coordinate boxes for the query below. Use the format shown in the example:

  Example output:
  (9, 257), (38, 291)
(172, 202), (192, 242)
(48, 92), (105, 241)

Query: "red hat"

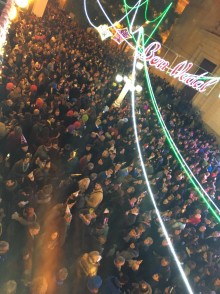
(30, 85), (37, 92)
(67, 110), (74, 117)
(6, 82), (14, 91)
(35, 98), (44, 109)
(73, 121), (81, 129)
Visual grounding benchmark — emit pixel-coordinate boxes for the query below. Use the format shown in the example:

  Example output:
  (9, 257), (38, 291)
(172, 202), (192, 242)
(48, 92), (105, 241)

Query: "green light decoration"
(143, 3), (172, 46)
(123, 0), (173, 45)
(86, 0), (220, 219)
(123, 0), (171, 24)
(121, 2), (220, 221)
(140, 32), (220, 222)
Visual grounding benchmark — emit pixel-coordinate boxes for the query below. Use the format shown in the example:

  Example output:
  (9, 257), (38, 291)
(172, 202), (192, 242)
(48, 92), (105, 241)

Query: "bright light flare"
(136, 61), (144, 70)
(9, 6), (17, 20)
(116, 74), (123, 83)
(135, 85), (143, 92)
(15, 0), (28, 8)
(130, 28), (193, 294)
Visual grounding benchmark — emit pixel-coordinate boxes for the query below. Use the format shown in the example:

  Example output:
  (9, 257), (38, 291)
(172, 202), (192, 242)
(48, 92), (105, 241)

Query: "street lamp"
(113, 74), (143, 107)
(136, 61), (144, 70)
(135, 85), (143, 93)
(115, 74), (123, 83)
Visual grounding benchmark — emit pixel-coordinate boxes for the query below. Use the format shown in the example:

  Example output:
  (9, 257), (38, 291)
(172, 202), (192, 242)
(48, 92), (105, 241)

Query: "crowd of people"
(0, 1), (220, 293)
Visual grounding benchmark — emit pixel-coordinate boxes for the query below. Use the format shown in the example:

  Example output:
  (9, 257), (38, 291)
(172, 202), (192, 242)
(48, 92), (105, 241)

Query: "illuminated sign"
(138, 41), (218, 93)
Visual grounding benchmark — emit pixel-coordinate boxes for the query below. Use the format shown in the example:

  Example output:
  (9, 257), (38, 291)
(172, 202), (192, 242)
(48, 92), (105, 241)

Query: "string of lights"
(85, 0), (220, 220)
(122, 1), (220, 220)
(123, 0), (173, 45)
(130, 27), (194, 294)
(84, 1), (199, 291)
(123, 0), (172, 24)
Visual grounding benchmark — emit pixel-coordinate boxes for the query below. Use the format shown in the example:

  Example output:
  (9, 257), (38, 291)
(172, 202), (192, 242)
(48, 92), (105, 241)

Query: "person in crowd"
(0, 1), (219, 293)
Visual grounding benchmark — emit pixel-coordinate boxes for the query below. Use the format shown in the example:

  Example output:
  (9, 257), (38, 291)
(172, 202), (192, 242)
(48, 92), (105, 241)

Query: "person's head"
(127, 186), (135, 194)
(214, 278), (220, 287)
(162, 239), (169, 246)
(23, 153), (32, 164)
(86, 153), (92, 161)
(114, 255), (125, 269)
(144, 237), (153, 246)
(94, 182), (102, 190)
(102, 150), (109, 158)
(174, 228), (182, 235)
(161, 257), (169, 267)
(199, 225), (206, 232)
(5, 179), (16, 188)
(88, 251), (102, 264)
(21, 143), (29, 153)
(78, 178), (90, 192)
(86, 144), (92, 151)
(128, 260), (142, 271)
(139, 280), (150, 293)
(14, 126), (22, 137)
(27, 171), (35, 182)
(106, 168), (113, 176)
(44, 141), (52, 151)
(115, 163), (122, 172)
(29, 223), (40, 236)
(152, 273), (161, 282)
(87, 276), (102, 294)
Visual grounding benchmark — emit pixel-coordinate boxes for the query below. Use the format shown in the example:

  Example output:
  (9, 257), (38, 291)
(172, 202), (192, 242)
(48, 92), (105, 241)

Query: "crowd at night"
(0, 1), (220, 293)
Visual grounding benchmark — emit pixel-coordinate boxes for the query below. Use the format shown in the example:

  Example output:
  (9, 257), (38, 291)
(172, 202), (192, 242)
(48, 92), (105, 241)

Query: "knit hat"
(87, 275), (102, 291)
(73, 121), (81, 129)
(82, 114), (89, 123)
(6, 82), (14, 91)
(35, 98), (44, 109)
(30, 84), (38, 92)
(0, 241), (9, 254)
(66, 110), (74, 117)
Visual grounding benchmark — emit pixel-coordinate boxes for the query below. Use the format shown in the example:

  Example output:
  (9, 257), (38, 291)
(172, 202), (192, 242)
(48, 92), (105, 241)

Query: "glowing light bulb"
(136, 61), (144, 70)
(116, 74), (123, 83)
(136, 85), (143, 92)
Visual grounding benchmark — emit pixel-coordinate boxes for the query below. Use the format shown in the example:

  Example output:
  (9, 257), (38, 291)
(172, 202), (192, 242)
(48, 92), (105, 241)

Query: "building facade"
(157, 0), (220, 140)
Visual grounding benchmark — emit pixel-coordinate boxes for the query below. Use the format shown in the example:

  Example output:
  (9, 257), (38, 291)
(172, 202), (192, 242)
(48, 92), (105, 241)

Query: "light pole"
(113, 62), (143, 108)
